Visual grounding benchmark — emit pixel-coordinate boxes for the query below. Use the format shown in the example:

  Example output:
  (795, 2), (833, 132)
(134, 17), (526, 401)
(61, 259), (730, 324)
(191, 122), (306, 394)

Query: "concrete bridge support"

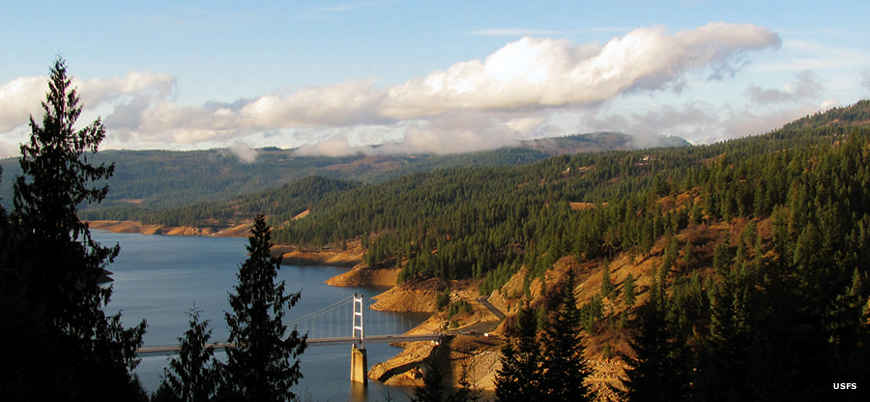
(350, 344), (367, 385)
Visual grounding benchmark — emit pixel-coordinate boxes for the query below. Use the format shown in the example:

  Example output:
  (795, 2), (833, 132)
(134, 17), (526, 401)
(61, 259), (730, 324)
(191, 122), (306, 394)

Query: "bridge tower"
(350, 293), (367, 385)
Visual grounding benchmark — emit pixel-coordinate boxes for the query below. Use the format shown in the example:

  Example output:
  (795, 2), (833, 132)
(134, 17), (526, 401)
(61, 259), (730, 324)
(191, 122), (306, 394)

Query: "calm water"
(94, 230), (428, 401)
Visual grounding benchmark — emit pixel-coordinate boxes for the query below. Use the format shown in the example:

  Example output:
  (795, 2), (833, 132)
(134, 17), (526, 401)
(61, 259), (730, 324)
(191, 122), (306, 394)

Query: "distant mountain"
(522, 132), (690, 155)
(80, 175), (358, 228)
(0, 131), (687, 211)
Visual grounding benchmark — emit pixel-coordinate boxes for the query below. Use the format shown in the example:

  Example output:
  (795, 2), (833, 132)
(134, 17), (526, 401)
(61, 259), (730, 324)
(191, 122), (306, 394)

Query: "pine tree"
(622, 301), (690, 402)
(221, 215), (307, 401)
(495, 306), (543, 402)
(623, 274), (636, 307)
(159, 309), (219, 402)
(538, 270), (591, 401)
(695, 269), (754, 401)
(2, 58), (146, 401)
(681, 241), (696, 271)
(713, 237), (732, 276)
(601, 263), (615, 299)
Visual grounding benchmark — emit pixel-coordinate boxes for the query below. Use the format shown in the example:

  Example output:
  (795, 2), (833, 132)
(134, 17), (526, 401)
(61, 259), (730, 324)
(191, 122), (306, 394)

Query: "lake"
(94, 230), (429, 401)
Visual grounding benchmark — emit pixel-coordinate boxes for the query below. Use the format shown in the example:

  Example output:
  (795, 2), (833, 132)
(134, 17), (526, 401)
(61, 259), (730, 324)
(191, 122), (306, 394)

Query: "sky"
(2, 0), (870, 159)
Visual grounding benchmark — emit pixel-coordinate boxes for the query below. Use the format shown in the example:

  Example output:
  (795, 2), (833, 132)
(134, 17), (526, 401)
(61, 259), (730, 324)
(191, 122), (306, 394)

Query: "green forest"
(1, 130), (682, 213)
(3, 57), (868, 401)
(83, 99), (870, 400)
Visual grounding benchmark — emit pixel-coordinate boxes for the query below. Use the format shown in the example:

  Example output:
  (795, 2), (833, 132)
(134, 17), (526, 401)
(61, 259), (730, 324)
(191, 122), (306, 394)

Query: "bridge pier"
(350, 293), (367, 385)
(350, 344), (367, 385)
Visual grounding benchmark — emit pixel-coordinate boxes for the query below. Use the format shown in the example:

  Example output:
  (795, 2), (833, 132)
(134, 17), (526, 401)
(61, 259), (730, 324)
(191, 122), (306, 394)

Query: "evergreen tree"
(697, 272), (753, 401)
(221, 215), (307, 401)
(622, 300), (691, 402)
(713, 237), (732, 276)
(1, 58), (146, 401)
(495, 306), (543, 402)
(623, 274), (636, 307)
(600, 263), (614, 299)
(159, 309), (219, 402)
(681, 241), (696, 271)
(539, 270), (591, 401)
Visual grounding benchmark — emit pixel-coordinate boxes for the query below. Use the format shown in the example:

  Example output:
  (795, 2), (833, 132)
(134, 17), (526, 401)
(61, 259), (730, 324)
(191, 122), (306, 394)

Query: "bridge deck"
(136, 334), (441, 355)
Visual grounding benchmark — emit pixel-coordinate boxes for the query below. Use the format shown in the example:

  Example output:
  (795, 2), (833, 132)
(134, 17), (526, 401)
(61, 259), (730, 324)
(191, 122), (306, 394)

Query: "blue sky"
(2, 1), (870, 158)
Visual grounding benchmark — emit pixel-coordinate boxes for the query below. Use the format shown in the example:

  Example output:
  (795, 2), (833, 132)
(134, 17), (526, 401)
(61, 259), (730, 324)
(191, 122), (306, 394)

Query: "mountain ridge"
(1, 131), (686, 210)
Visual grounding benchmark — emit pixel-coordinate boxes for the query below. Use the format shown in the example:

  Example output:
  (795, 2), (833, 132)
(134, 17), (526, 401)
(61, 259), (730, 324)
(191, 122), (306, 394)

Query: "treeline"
(1, 135), (554, 211)
(81, 175), (357, 227)
(615, 129), (870, 401)
(269, 105), (868, 293)
(485, 108), (870, 400)
(67, 133), (662, 225)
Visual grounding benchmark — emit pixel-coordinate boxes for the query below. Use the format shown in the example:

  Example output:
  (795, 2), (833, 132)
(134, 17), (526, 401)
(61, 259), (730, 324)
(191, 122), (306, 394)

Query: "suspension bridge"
(136, 293), (440, 385)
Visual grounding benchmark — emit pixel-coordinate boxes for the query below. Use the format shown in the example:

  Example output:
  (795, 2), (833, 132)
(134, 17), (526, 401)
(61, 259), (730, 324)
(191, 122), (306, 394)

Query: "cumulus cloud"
(0, 72), (175, 133)
(239, 81), (389, 128)
(746, 70), (822, 104)
(0, 76), (47, 132)
(384, 23), (779, 118)
(2, 23), (781, 155)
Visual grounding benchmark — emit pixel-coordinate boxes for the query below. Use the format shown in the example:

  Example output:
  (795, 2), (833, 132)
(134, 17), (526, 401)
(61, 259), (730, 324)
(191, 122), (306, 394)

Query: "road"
(477, 296), (506, 320)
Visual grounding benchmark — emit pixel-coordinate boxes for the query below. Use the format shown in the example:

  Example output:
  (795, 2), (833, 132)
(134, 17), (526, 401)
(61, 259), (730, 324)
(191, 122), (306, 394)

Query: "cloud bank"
(1, 23), (781, 156)
(746, 70), (822, 104)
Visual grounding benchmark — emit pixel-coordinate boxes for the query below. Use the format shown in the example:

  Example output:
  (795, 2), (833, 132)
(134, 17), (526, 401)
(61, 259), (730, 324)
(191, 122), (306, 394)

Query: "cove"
(94, 230), (428, 401)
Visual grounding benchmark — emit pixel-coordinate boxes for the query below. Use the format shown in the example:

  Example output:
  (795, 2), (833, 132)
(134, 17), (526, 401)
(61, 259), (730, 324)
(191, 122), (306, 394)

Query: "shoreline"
(87, 220), (365, 268)
(88, 219), (499, 390)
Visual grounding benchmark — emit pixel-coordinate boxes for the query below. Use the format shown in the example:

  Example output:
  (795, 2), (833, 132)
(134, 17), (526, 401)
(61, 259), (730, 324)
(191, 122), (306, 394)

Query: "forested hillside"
(270, 117), (858, 281)
(81, 176), (356, 228)
(1, 132), (682, 211)
(263, 101), (870, 400)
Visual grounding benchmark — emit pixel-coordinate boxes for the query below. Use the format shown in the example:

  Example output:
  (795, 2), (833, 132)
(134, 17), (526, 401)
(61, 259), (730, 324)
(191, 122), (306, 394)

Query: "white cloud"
(505, 117), (546, 134)
(579, 99), (839, 145)
(239, 81), (389, 128)
(746, 70), (822, 104)
(227, 141), (259, 163)
(584, 102), (720, 142)
(1, 23), (781, 155)
(0, 76), (46, 132)
(0, 72), (175, 133)
(384, 23), (779, 118)
(77, 72), (175, 107)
